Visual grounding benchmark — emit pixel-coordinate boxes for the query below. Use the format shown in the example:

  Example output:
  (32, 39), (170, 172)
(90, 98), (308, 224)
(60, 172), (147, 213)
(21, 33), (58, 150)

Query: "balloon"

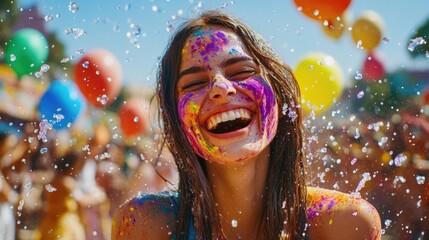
(351, 11), (385, 52)
(4, 28), (49, 78)
(294, 53), (344, 115)
(73, 49), (122, 108)
(0, 64), (18, 84)
(361, 52), (386, 81)
(38, 80), (85, 130)
(321, 12), (350, 40)
(293, 0), (351, 23)
(423, 87), (429, 105)
(118, 98), (149, 137)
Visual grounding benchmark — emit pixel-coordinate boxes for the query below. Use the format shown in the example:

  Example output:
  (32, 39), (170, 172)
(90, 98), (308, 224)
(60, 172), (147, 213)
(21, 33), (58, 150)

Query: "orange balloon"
(293, 0), (352, 23)
(351, 11), (385, 52)
(119, 98), (149, 137)
(73, 49), (122, 107)
(321, 12), (350, 40)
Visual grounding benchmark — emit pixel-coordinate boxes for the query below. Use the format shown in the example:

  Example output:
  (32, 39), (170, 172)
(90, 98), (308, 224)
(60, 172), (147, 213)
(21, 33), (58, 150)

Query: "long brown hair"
(156, 10), (307, 239)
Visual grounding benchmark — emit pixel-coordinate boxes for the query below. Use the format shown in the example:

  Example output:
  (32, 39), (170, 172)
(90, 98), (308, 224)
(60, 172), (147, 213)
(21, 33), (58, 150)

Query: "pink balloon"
(362, 52), (386, 81)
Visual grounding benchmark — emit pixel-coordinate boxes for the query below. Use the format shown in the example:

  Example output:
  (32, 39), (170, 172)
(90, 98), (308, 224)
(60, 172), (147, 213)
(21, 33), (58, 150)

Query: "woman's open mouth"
(205, 108), (253, 134)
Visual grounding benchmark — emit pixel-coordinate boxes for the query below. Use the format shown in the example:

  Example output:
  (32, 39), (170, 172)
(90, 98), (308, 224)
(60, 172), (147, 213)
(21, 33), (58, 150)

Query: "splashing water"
(357, 91), (364, 99)
(394, 153), (407, 166)
(351, 172), (371, 198)
(40, 148), (48, 154)
(45, 184), (57, 192)
(408, 37), (426, 52)
(37, 119), (51, 143)
(166, 21), (174, 32)
(231, 219), (238, 228)
(64, 27), (87, 39)
(97, 94), (109, 105)
(382, 37), (390, 44)
(416, 175), (425, 185)
(354, 71), (362, 80)
(68, 2), (79, 13)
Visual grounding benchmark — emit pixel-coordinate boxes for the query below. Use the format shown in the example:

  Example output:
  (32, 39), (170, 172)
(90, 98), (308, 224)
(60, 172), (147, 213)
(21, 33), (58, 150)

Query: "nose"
(209, 75), (236, 100)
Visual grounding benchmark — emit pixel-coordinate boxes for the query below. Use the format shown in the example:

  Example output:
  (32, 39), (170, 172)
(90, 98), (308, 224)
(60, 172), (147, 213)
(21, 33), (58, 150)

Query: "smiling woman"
(112, 10), (381, 240)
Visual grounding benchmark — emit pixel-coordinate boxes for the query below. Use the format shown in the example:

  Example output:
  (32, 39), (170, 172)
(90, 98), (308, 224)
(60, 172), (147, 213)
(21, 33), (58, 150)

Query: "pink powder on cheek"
(233, 76), (278, 138)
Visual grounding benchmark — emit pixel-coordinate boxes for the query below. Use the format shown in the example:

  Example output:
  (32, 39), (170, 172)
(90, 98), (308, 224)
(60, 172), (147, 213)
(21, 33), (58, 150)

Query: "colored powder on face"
(234, 75), (277, 138)
(186, 29), (230, 62)
(178, 92), (220, 159)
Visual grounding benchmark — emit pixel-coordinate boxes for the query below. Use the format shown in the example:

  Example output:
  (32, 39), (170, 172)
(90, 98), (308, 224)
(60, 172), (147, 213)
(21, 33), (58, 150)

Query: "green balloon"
(4, 28), (49, 78)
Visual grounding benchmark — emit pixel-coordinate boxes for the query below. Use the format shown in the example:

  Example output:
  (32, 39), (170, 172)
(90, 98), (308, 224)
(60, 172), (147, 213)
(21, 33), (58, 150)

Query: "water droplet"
(40, 148), (48, 154)
(378, 137), (388, 147)
(356, 40), (363, 49)
(61, 57), (70, 63)
(133, 117), (139, 122)
(44, 14), (54, 22)
(97, 94), (109, 105)
(357, 91), (364, 99)
(426, 51), (429, 58)
(152, 5), (158, 12)
(10, 54), (16, 62)
(68, 2), (79, 13)
(92, 231), (98, 236)
(351, 158), (357, 165)
(231, 219), (238, 228)
(416, 175), (425, 185)
(35, 71), (43, 78)
(384, 219), (392, 228)
(45, 184), (57, 192)
(41, 64), (50, 72)
(166, 21), (174, 32)
(313, 10), (319, 16)
(354, 71), (362, 80)
(64, 27), (87, 39)
(393, 153), (407, 166)
(382, 37), (389, 44)
(408, 37), (426, 52)
(82, 61), (89, 68)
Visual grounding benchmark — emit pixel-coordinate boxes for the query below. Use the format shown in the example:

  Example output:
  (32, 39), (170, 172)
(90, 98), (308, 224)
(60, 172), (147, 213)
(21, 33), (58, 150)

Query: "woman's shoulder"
(306, 186), (381, 240)
(112, 191), (178, 240)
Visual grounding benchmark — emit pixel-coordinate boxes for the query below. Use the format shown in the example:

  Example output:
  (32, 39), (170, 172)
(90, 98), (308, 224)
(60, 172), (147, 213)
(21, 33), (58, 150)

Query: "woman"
(112, 10), (381, 239)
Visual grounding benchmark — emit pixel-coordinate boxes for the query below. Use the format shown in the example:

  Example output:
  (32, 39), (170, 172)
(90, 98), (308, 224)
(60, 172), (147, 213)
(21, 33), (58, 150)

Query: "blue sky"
(19, 0), (429, 88)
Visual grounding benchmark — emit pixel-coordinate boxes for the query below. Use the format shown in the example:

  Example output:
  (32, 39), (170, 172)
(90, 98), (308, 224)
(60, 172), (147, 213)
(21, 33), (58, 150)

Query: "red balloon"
(119, 98), (149, 137)
(293, 0), (352, 23)
(73, 49), (122, 107)
(362, 52), (385, 81)
(423, 88), (429, 105)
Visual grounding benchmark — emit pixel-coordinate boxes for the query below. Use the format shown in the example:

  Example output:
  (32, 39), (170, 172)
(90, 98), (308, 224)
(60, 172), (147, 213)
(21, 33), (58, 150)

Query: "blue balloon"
(38, 80), (85, 130)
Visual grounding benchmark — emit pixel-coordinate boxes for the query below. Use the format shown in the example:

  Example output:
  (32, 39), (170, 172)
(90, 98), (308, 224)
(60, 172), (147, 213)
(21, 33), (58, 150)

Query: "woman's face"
(176, 26), (278, 164)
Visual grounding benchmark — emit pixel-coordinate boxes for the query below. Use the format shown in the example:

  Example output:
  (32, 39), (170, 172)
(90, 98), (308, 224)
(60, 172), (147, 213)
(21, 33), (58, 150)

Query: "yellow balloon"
(322, 12), (351, 40)
(294, 53), (344, 116)
(0, 64), (18, 84)
(351, 10), (385, 51)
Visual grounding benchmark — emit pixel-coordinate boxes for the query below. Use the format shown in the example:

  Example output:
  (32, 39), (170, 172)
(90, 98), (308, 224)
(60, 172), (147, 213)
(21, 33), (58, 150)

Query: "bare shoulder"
(112, 192), (178, 240)
(306, 187), (381, 240)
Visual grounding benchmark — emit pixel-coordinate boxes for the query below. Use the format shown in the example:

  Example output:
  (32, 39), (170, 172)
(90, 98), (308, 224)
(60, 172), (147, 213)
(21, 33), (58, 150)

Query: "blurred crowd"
(0, 114), (178, 240)
(305, 104), (429, 239)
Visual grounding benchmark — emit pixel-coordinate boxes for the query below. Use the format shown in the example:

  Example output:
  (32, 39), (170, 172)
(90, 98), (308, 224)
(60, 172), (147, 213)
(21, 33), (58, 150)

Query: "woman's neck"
(206, 147), (270, 239)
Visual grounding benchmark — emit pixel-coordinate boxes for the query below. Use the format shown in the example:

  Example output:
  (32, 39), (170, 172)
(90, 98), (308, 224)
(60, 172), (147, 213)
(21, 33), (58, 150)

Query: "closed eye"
(181, 80), (207, 91)
(228, 69), (258, 81)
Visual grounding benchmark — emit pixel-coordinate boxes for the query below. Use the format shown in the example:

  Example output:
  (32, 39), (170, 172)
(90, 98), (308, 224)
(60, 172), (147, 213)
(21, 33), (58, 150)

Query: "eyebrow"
(178, 56), (255, 80)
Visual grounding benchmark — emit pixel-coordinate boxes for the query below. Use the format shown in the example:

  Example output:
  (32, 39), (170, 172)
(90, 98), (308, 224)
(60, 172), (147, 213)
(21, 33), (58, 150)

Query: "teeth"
(206, 108), (252, 131)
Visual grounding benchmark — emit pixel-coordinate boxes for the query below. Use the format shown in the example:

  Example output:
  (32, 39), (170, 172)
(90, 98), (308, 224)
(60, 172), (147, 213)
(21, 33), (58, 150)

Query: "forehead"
(180, 26), (250, 65)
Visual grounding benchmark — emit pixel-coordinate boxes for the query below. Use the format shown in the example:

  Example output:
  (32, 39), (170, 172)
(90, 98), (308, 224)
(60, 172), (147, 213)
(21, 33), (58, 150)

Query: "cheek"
(234, 76), (278, 135)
